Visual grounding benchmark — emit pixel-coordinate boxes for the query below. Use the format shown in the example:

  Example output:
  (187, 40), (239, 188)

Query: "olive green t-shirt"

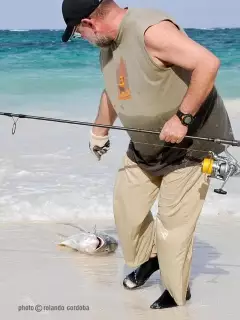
(100, 7), (234, 175)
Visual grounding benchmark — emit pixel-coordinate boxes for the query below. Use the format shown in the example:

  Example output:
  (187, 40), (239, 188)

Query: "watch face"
(183, 115), (193, 124)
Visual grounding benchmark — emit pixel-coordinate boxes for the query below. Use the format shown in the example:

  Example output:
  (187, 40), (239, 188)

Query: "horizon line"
(0, 26), (240, 31)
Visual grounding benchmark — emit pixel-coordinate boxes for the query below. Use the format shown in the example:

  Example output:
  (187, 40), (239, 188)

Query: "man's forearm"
(92, 90), (118, 136)
(179, 58), (220, 116)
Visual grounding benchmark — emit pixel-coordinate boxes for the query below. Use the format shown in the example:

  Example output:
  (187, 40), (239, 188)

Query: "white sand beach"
(1, 216), (240, 320)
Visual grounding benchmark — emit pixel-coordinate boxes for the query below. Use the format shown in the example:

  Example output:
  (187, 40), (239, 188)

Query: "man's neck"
(106, 7), (128, 40)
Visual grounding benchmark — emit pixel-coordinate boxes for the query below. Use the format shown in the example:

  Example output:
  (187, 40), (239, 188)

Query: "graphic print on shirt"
(116, 57), (131, 100)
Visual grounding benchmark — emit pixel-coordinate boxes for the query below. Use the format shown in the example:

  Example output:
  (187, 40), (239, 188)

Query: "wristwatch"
(176, 110), (195, 126)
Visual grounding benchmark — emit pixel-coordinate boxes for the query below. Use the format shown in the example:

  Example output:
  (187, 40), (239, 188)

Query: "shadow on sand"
(121, 236), (230, 290)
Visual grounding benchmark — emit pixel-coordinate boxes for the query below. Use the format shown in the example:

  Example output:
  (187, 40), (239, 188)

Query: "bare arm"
(144, 21), (220, 116)
(92, 90), (118, 136)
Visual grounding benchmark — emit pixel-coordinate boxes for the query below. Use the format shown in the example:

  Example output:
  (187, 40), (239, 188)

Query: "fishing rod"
(0, 111), (240, 146)
(0, 111), (240, 195)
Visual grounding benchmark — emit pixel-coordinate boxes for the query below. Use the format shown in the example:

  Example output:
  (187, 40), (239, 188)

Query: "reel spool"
(201, 149), (240, 195)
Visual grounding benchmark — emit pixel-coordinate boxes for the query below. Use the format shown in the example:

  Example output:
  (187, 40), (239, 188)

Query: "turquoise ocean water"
(0, 28), (239, 118)
(0, 28), (240, 222)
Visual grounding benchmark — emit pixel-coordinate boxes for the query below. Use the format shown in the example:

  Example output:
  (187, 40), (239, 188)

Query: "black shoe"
(123, 256), (159, 290)
(150, 286), (191, 309)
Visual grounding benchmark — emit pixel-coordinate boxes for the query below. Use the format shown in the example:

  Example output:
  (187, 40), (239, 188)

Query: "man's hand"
(89, 130), (110, 161)
(159, 115), (188, 144)
(89, 90), (117, 160)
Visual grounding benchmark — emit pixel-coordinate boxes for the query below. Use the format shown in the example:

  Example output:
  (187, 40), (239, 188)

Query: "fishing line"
(132, 141), (213, 155)
(11, 116), (20, 135)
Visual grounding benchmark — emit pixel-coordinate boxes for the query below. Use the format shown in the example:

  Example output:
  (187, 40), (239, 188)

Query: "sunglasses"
(70, 26), (82, 40)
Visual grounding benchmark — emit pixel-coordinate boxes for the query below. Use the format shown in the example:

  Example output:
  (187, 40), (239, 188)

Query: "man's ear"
(81, 18), (96, 31)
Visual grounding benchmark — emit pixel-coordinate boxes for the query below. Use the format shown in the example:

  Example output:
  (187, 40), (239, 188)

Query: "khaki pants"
(113, 154), (210, 306)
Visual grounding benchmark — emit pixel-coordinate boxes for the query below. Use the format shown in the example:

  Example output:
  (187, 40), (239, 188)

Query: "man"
(61, 0), (234, 309)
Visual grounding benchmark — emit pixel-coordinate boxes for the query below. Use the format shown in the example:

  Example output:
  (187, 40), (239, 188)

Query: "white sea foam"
(0, 99), (239, 222)
(9, 29), (30, 32)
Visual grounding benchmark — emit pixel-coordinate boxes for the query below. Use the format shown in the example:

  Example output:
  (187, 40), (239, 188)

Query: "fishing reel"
(202, 148), (240, 195)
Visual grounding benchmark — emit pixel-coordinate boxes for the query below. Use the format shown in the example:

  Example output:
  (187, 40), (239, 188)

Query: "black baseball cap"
(62, 0), (104, 42)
